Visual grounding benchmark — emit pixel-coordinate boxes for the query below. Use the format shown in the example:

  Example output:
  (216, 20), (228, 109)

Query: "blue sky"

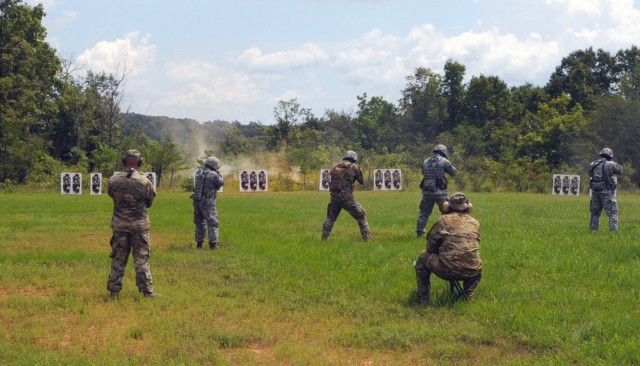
(28, 0), (640, 124)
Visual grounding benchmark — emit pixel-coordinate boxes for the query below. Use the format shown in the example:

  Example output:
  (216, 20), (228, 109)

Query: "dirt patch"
(0, 284), (57, 302)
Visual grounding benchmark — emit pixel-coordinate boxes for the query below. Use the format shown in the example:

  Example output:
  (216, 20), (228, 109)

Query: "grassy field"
(1, 189), (639, 365)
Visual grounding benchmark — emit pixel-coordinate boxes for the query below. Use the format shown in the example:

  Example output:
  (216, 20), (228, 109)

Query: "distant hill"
(120, 113), (264, 148)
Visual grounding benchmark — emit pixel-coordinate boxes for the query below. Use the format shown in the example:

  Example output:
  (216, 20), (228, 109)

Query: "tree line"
(2, 0), (639, 191)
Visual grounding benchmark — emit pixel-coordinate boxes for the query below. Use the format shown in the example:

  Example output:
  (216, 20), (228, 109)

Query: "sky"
(26, 0), (640, 124)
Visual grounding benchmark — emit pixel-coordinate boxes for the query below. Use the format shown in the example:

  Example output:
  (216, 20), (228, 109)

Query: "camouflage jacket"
(193, 166), (224, 201)
(426, 212), (482, 272)
(108, 169), (156, 232)
(329, 160), (364, 198)
(588, 157), (623, 191)
(421, 154), (457, 195)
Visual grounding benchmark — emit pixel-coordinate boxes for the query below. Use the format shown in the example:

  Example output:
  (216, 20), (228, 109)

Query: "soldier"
(588, 147), (623, 231)
(416, 144), (457, 237)
(107, 150), (157, 300)
(193, 156), (225, 249)
(414, 192), (482, 304)
(322, 150), (371, 241)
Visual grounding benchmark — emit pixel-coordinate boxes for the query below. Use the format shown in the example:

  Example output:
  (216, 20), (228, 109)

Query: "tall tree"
(463, 74), (512, 129)
(0, 0), (60, 183)
(48, 58), (95, 163)
(143, 138), (184, 188)
(84, 65), (131, 149)
(285, 128), (328, 188)
(510, 83), (549, 124)
(545, 47), (619, 110)
(516, 94), (587, 167)
(442, 59), (466, 132)
(616, 46), (640, 98)
(267, 98), (313, 150)
(354, 93), (400, 152)
(399, 67), (446, 140)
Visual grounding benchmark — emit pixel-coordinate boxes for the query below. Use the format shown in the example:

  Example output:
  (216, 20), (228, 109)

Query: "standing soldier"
(193, 156), (225, 250)
(588, 147), (623, 231)
(107, 150), (157, 300)
(414, 192), (482, 304)
(322, 150), (371, 241)
(416, 144), (457, 237)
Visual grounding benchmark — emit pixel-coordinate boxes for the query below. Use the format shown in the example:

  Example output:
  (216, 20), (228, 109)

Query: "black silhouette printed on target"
(319, 169), (330, 190)
(91, 173), (102, 195)
(560, 175), (570, 195)
(383, 169), (392, 190)
(374, 169), (383, 190)
(258, 170), (267, 191)
(392, 169), (402, 190)
(570, 175), (580, 196)
(72, 173), (82, 194)
(249, 171), (257, 191)
(61, 173), (71, 194)
(142, 172), (157, 191)
(553, 174), (562, 195)
(240, 170), (249, 192)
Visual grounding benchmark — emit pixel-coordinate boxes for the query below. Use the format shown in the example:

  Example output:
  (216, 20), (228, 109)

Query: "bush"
(182, 176), (195, 192)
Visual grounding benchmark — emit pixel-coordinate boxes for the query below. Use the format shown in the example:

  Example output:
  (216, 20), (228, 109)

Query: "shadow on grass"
(405, 284), (470, 309)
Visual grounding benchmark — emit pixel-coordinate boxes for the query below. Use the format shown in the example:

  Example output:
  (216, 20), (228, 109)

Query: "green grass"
(1, 190), (639, 365)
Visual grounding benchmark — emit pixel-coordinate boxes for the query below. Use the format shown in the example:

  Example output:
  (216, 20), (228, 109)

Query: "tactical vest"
(423, 156), (446, 191)
(193, 169), (204, 201)
(329, 161), (351, 192)
(590, 160), (614, 191)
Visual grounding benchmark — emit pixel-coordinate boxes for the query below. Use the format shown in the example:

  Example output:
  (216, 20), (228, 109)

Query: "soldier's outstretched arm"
(446, 161), (457, 177)
(146, 182), (156, 208)
(215, 172), (225, 188)
(355, 167), (365, 185)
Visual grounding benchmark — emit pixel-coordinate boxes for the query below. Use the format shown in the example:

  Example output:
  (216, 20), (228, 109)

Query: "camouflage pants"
(416, 193), (448, 234)
(322, 196), (371, 240)
(194, 198), (219, 244)
(589, 191), (618, 231)
(415, 250), (482, 302)
(107, 230), (154, 294)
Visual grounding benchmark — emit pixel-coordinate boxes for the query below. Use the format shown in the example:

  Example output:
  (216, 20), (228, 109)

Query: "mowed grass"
(1, 189), (639, 365)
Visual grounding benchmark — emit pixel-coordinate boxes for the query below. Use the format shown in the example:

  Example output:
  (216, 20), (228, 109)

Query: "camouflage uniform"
(415, 197), (482, 303)
(416, 145), (457, 236)
(193, 161), (225, 249)
(107, 163), (156, 296)
(588, 151), (623, 231)
(322, 155), (371, 241)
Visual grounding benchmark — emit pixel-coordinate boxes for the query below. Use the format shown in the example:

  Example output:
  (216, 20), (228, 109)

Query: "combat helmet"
(599, 148), (613, 160)
(122, 149), (143, 167)
(343, 150), (358, 162)
(204, 156), (221, 170)
(433, 144), (448, 158)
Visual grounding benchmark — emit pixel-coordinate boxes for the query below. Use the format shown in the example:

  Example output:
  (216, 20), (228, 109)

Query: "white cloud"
(163, 68), (262, 106)
(404, 24), (560, 85)
(332, 29), (405, 84)
(76, 32), (156, 76)
(166, 61), (219, 81)
(24, 0), (63, 9)
(45, 10), (77, 31)
(545, 0), (602, 16)
(236, 43), (327, 71)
